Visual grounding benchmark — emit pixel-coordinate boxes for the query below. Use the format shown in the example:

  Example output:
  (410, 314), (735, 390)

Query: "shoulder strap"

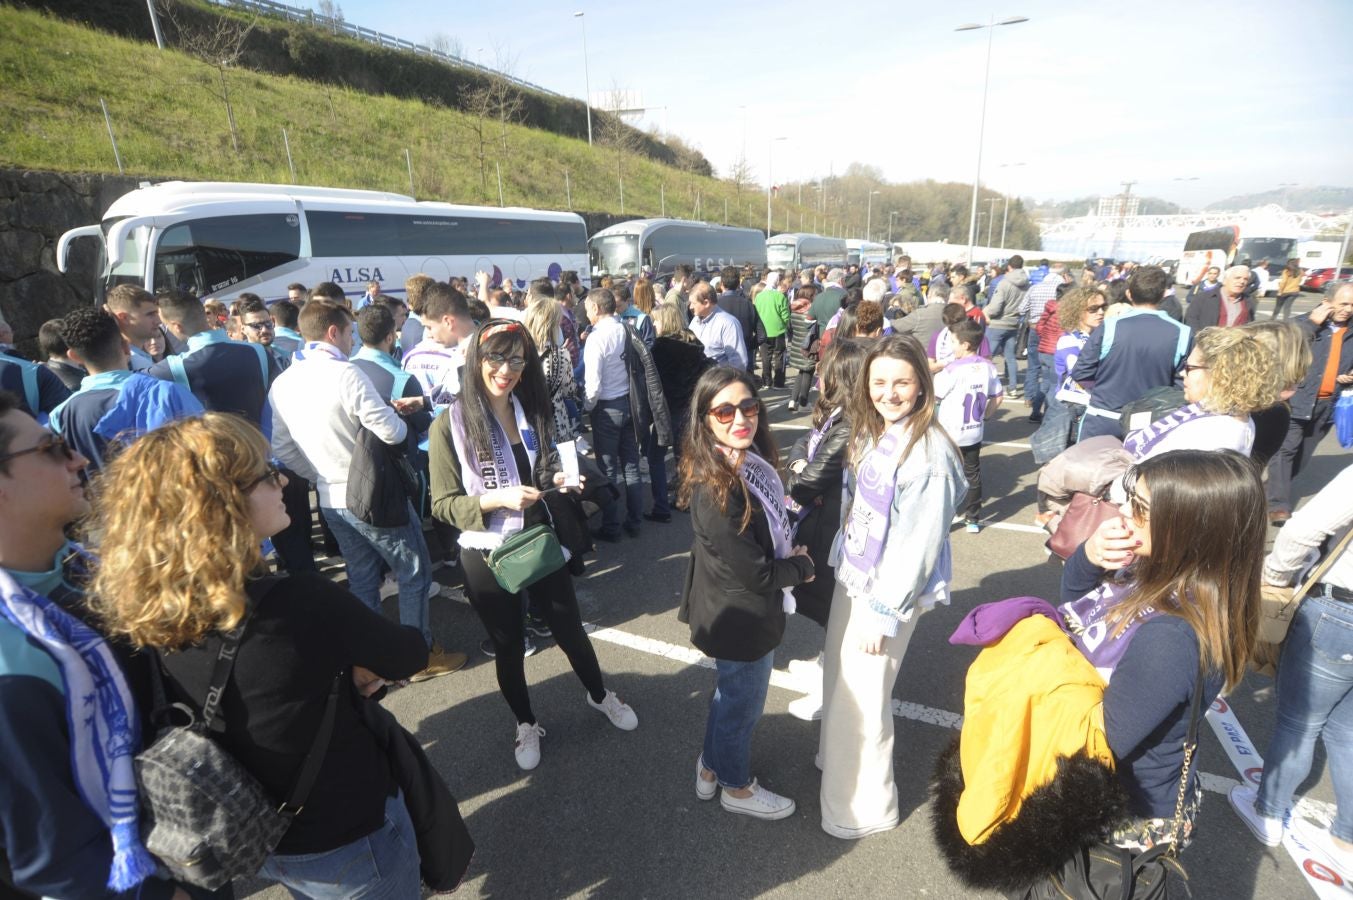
(1167, 662), (1207, 856)
(277, 672), (342, 817)
(199, 617), (248, 730)
(20, 361), (39, 414)
(250, 340), (271, 386)
(1295, 525), (1353, 604)
(166, 354), (191, 393)
(1099, 315), (1120, 360)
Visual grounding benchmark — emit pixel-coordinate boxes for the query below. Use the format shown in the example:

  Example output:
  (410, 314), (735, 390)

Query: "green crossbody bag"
(486, 523), (566, 593)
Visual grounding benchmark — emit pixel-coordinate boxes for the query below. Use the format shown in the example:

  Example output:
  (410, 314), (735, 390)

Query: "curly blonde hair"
(1241, 320), (1313, 391)
(1056, 287), (1100, 333)
(1193, 327), (1283, 416)
(88, 413), (271, 649)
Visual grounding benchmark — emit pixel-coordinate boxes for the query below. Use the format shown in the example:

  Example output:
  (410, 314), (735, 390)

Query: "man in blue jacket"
(149, 289), (280, 435)
(0, 392), (191, 898)
(1071, 267), (1193, 441)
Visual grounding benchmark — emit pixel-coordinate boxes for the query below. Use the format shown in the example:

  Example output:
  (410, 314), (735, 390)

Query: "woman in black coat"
(678, 366), (815, 821)
(782, 338), (870, 720)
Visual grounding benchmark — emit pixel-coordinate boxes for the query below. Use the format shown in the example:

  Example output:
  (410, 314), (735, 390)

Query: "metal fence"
(204, 0), (562, 97)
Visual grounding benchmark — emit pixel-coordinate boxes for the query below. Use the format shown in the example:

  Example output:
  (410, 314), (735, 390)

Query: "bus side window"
(154, 214), (300, 295)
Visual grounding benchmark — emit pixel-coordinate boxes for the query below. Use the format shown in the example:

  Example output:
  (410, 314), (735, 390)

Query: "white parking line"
(584, 625), (1298, 809)
(991, 441), (1032, 450)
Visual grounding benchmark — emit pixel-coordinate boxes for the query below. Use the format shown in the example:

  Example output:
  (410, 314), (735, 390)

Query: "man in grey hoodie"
(983, 254), (1031, 395)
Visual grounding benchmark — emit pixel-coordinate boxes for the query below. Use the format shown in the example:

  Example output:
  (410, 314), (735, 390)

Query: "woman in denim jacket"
(819, 334), (965, 839)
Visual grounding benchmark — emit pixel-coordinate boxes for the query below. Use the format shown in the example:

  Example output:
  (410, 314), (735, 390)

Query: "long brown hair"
(677, 366), (777, 531)
(1109, 450), (1265, 691)
(813, 338), (869, 428)
(847, 334), (951, 465)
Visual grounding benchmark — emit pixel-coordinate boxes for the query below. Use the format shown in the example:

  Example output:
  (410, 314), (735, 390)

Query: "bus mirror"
(56, 225), (102, 273)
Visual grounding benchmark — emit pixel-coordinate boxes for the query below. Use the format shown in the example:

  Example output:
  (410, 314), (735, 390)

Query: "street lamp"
(985, 196), (1000, 248)
(955, 14), (1030, 264)
(573, 12), (592, 146)
(866, 190), (880, 241)
(998, 162), (1024, 249)
(767, 135), (787, 237)
(888, 211), (900, 245)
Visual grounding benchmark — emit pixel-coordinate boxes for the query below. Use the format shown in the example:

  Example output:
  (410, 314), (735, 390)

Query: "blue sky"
(334, 0), (1353, 208)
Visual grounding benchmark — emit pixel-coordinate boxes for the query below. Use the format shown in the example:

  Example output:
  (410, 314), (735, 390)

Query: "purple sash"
(1059, 583), (1161, 677)
(1122, 401), (1211, 459)
(446, 395), (538, 550)
(738, 450), (797, 613)
(835, 422), (907, 601)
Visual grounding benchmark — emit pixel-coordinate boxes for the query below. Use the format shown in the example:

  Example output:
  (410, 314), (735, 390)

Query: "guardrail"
(204, 0), (563, 97)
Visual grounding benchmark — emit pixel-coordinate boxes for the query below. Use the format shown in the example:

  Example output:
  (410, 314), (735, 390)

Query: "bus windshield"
(1237, 237), (1297, 266)
(152, 213), (301, 296)
(766, 243), (796, 268)
(591, 234), (640, 275)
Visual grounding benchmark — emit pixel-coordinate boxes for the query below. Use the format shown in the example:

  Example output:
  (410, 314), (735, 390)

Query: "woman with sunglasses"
(1061, 449), (1263, 851)
(89, 413), (431, 896)
(819, 334), (964, 840)
(429, 320), (637, 771)
(1123, 326), (1281, 461)
(679, 366), (815, 820)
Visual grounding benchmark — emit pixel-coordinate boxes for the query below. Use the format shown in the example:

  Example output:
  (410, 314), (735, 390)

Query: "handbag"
(1046, 491), (1122, 561)
(136, 606), (341, 890)
(1019, 666), (1204, 900)
(486, 522), (565, 593)
(1253, 525), (1353, 676)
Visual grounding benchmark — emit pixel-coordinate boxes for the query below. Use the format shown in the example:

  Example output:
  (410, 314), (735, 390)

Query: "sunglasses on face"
(242, 320), (275, 331)
(484, 352), (527, 372)
(241, 464), (284, 493)
(707, 398), (761, 424)
(1086, 304), (1107, 312)
(0, 432), (76, 467)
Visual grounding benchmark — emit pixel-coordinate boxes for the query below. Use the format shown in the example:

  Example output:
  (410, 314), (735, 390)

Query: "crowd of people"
(0, 250), (1349, 898)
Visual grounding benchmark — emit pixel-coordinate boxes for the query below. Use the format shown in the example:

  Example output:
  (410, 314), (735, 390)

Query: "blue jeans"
(1024, 351), (1056, 418)
(321, 503), (432, 646)
(590, 396), (643, 533)
(987, 326), (1020, 392)
(701, 650), (774, 790)
(644, 428), (670, 517)
(1256, 592), (1353, 841)
(259, 791), (421, 898)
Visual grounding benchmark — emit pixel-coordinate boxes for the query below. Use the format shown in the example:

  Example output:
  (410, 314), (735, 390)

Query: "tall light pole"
(985, 196), (1000, 248)
(866, 190), (880, 241)
(956, 14), (1030, 265)
(573, 12), (593, 146)
(888, 211), (900, 245)
(766, 135), (787, 236)
(998, 162), (1024, 249)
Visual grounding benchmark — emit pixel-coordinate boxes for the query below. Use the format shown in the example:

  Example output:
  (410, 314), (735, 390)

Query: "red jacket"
(1035, 300), (1063, 355)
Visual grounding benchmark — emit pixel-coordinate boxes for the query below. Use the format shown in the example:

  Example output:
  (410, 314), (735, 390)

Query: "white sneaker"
(695, 756), (717, 801)
(720, 779), (796, 820)
(787, 693), (823, 722)
(786, 655), (822, 681)
(426, 581), (443, 601)
(1229, 784), (1285, 847)
(587, 689), (638, 731)
(514, 722), (545, 771)
(787, 402), (797, 412)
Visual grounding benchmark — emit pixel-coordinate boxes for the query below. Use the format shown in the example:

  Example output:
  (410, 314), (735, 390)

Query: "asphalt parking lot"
(242, 295), (1351, 900)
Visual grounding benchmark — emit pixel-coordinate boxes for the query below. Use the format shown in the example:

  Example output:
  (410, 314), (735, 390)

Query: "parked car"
(1300, 266), (1353, 292)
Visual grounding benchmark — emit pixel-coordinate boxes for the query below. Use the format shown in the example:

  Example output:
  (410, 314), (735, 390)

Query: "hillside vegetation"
(0, 5), (821, 229)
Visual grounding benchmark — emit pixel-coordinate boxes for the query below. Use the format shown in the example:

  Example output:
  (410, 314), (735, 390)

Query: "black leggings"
(461, 548), (605, 724)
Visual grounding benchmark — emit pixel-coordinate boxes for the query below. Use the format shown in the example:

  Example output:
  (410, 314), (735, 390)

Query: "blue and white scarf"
(447, 394), (539, 551)
(292, 340), (348, 363)
(0, 552), (155, 891)
(836, 422), (907, 601)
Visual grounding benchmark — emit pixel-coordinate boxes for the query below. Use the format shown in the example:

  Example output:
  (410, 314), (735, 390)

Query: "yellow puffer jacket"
(956, 614), (1114, 845)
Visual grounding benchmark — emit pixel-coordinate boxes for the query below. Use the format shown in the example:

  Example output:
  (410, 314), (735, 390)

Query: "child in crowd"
(934, 320), (1004, 532)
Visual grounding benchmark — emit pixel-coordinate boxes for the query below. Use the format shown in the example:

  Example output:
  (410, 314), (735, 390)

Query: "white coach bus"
(588, 218), (766, 279)
(57, 181), (590, 303)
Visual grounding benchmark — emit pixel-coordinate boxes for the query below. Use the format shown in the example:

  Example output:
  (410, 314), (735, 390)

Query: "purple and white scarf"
(1059, 582), (1161, 679)
(835, 421), (907, 601)
(447, 394), (539, 551)
(788, 408), (842, 525)
(1122, 401), (1212, 459)
(735, 449), (797, 613)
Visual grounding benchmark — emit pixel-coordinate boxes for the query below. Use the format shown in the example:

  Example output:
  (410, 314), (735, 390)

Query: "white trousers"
(818, 581), (921, 839)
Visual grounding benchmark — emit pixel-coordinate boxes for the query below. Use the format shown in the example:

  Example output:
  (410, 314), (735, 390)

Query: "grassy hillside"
(0, 5), (821, 229)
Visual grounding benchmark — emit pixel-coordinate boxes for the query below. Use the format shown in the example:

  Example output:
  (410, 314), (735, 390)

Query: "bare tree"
(158, 0), (257, 153)
(427, 32), (464, 59)
(461, 83), (494, 197)
(596, 81), (643, 210)
(727, 154), (756, 197)
(316, 0), (344, 30)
